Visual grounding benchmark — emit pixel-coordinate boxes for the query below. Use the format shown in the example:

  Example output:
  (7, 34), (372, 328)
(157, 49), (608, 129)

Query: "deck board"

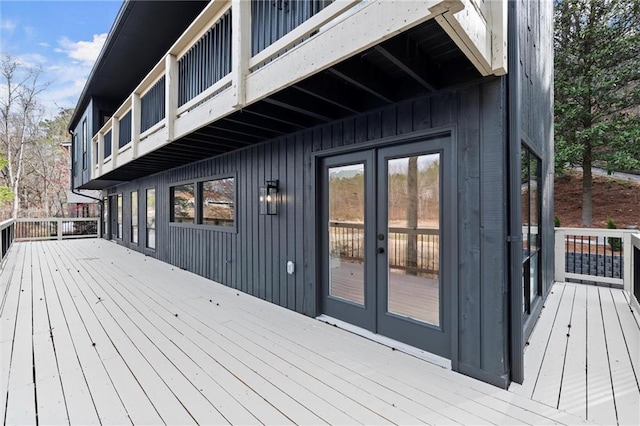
(512, 281), (640, 426)
(2, 240), (631, 425)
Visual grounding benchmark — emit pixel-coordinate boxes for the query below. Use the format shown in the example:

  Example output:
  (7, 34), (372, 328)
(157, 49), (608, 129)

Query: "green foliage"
(0, 156), (13, 206)
(554, 0), (640, 223)
(554, 215), (561, 227)
(606, 216), (622, 251)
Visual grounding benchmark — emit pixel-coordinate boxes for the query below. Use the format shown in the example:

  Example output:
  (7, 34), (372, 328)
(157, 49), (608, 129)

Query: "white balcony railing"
(91, 0), (507, 180)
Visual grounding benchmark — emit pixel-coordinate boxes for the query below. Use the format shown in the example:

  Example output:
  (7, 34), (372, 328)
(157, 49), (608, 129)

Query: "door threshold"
(316, 314), (451, 369)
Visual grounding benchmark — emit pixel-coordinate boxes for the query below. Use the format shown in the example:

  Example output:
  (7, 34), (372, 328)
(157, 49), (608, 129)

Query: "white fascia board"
(436, 0), (507, 76)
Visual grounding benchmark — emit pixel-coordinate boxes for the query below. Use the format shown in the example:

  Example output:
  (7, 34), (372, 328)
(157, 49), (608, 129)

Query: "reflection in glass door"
(320, 137), (452, 358)
(328, 164), (365, 305)
(385, 154), (440, 326)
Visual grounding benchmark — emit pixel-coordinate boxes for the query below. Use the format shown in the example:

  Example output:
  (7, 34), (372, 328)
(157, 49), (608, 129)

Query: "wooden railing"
(15, 218), (100, 242)
(0, 219), (15, 263)
(555, 227), (636, 289)
(329, 222), (439, 275)
(90, 0), (505, 180)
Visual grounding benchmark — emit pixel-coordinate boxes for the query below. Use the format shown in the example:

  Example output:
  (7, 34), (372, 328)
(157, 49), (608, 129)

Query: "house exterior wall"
(71, 99), (94, 189)
(519, 0), (554, 335)
(104, 78), (512, 385)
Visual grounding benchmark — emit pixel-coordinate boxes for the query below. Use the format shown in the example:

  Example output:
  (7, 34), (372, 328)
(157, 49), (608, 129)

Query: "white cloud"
(15, 53), (48, 68)
(56, 33), (107, 67)
(39, 42), (50, 48)
(0, 19), (16, 33)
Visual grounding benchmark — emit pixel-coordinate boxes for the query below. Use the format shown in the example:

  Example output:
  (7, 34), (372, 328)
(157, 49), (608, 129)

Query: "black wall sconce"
(259, 180), (278, 215)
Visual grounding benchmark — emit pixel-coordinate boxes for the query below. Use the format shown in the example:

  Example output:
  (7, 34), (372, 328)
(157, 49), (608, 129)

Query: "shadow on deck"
(2, 240), (593, 425)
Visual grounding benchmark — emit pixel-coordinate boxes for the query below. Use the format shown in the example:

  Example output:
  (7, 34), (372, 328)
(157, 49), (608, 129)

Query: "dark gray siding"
(106, 79), (511, 384)
(519, 1), (555, 306)
(71, 99), (94, 189)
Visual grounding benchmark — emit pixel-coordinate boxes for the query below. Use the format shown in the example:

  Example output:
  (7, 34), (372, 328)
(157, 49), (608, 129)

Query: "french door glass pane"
(328, 163), (365, 305)
(387, 154), (440, 325)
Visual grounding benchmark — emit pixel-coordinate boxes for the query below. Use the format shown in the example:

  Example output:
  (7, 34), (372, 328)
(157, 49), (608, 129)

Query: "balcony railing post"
(231, 0), (251, 108)
(623, 231), (632, 292)
(97, 133), (104, 176)
(111, 116), (119, 167)
(132, 93), (141, 157)
(165, 54), (178, 141)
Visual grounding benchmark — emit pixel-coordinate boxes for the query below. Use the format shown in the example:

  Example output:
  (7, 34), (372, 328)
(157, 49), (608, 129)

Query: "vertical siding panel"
(382, 107), (397, 138)
(295, 133), (306, 312)
(302, 130), (314, 315)
(367, 111), (382, 140)
(456, 86), (482, 369)
(286, 137), (296, 309)
(354, 116), (367, 144)
(331, 122), (343, 149)
(397, 102), (413, 134)
(343, 118), (355, 146)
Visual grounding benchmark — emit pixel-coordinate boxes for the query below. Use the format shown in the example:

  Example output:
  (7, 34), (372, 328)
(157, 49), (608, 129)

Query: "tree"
(554, 0), (640, 225)
(0, 54), (50, 218)
(23, 108), (73, 217)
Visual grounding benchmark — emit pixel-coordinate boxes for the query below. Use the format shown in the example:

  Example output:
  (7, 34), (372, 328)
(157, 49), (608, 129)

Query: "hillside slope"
(554, 171), (639, 228)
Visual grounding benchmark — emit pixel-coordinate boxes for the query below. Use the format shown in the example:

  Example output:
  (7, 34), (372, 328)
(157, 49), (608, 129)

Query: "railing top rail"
(556, 227), (638, 237)
(0, 218), (15, 231)
(16, 217), (99, 222)
(632, 233), (640, 248)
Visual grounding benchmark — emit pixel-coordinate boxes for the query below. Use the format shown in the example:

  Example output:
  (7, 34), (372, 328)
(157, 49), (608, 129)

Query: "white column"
(165, 55), (178, 141)
(97, 134), (104, 177)
(132, 93), (141, 158)
(231, 0), (251, 108)
(111, 116), (119, 167)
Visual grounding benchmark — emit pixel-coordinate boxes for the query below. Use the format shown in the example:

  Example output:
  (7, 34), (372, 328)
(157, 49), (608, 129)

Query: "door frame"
(311, 126), (459, 368)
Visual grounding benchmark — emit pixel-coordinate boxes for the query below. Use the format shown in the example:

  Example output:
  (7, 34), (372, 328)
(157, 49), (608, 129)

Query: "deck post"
(623, 231), (632, 292)
(554, 228), (566, 282)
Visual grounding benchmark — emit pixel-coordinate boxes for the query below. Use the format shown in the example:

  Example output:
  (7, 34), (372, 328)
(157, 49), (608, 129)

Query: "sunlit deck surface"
(510, 282), (640, 425)
(1, 240), (598, 425)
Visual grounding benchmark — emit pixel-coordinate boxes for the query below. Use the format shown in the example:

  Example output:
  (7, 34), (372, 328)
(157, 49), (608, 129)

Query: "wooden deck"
(2, 240), (593, 425)
(510, 282), (640, 425)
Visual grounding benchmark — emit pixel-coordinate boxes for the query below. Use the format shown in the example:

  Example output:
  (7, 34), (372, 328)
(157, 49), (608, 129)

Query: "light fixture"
(259, 180), (278, 215)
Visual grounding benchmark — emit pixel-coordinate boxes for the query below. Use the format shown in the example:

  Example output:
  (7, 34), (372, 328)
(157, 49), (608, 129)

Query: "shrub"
(607, 216), (622, 251)
(554, 215), (561, 227)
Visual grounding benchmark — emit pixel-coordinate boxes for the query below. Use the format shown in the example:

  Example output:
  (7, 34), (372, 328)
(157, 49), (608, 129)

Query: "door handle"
(377, 247), (385, 254)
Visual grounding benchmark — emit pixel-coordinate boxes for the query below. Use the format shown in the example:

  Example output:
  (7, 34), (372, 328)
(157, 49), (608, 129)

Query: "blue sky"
(1, 0), (123, 118)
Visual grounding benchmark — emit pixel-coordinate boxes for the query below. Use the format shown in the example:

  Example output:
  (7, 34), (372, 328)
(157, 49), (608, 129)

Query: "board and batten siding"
(106, 78), (511, 383)
(519, 0), (554, 330)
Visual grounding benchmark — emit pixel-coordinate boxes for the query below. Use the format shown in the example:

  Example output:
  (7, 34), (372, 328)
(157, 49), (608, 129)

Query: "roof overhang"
(69, 0), (208, 131)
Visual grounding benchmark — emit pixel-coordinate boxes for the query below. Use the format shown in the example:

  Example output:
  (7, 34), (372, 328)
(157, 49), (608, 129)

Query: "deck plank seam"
(2, 243), (29, 425)
(530, 283), (568, 399)
(556, 283), (577, 410)
(598, 287), (620, 425)
(609, 288), (640, 394)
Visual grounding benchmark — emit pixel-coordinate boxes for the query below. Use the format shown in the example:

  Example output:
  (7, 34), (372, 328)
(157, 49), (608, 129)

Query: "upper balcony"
(79, 0), (508, 189)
